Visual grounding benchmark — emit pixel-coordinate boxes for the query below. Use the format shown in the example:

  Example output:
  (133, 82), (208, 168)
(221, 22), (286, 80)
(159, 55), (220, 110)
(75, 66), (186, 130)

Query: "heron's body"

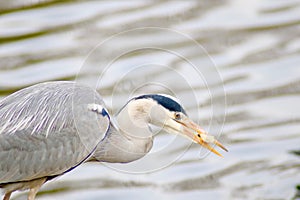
(0, 81), (227, 200)
(0, 82), (107, 199)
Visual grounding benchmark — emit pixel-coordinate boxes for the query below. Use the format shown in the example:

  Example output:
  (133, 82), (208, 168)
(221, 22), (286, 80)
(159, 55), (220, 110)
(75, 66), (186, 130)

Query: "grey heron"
(0, 81), (227, 200)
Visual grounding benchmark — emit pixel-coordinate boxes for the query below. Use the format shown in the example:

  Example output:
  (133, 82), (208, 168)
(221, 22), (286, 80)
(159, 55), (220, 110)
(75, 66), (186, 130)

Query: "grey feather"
(0, 82), (110, 184)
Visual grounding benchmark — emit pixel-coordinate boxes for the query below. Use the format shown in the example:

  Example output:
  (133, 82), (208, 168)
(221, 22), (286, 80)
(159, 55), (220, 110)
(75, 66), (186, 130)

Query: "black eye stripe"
(134, 94), (187, 115)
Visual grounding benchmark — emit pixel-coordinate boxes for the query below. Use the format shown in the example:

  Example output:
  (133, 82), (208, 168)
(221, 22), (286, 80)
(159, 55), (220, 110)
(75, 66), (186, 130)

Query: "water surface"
(0, 0), (299, 199)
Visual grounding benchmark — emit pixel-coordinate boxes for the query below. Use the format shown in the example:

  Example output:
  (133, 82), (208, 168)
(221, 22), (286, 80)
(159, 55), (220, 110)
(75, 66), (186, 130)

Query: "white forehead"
(128, 93), (187, 115)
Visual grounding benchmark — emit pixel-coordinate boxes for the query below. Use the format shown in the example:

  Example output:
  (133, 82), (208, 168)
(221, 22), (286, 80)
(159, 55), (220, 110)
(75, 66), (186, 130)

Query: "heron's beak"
(176, 117), (228, 157)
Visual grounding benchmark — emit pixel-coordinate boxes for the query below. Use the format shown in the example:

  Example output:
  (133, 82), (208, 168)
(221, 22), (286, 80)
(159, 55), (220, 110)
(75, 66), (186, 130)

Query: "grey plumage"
(0, 81), (227, 200)
(0, 82), (109, 188)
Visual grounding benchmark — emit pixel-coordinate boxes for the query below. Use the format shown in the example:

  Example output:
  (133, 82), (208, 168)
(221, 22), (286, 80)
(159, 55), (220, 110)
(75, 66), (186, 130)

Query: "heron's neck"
(116, 105), (153, 139)
(89, 108), (153, 163)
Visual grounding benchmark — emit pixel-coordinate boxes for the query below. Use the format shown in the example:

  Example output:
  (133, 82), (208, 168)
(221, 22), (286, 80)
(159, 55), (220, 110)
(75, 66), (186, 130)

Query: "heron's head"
(119, 94), (227, 157)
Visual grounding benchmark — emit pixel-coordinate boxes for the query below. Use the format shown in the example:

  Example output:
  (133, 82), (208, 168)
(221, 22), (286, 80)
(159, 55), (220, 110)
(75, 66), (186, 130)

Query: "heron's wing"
(0, 82), (110, 184)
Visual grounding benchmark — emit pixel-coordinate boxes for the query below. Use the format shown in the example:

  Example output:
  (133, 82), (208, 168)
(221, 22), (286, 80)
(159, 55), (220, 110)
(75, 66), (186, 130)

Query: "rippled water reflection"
(0, 0), (300, 199)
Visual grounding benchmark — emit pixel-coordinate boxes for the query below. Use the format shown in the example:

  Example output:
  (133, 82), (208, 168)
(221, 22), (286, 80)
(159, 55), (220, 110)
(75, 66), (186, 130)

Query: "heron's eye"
(174, 112), (181, 120)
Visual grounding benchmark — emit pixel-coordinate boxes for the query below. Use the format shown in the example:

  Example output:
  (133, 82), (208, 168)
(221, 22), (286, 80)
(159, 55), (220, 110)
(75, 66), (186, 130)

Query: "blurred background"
(0, 0), (300, 199)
